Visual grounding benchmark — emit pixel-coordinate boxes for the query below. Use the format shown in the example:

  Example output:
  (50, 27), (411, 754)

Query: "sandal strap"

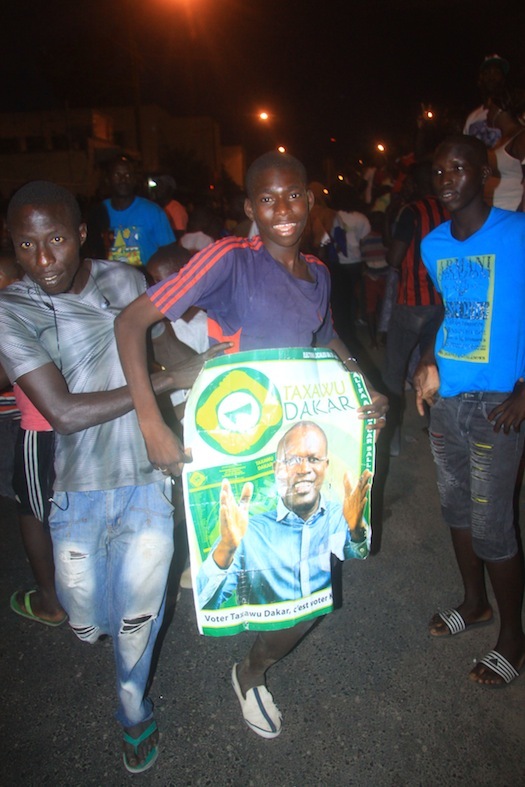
(122, 720), (158, 753)
(478, 650), (519, 684)
(23, 590), (37, 617)
(438, 608), (466, 635)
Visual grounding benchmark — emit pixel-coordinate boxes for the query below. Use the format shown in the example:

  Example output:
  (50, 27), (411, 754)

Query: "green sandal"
(122, 719), (159, 774)
(10, 590), (68, 627)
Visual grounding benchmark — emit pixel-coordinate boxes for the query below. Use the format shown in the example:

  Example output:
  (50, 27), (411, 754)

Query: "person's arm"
(14, 351), (219, 436)
(149, 318), (197, 371)
(386, 204), (414, 269)
(412, 242), (443, 416)
(114, 292), (189, 470)
(515, 129), (525, 212)
(508, 132), (525, 212)
(487, 378), (525, 434)
(516, 155), (525, 212)
(412, 336), (441, 416)
(210, 479), (253, 569)
(117, 240), (237, 473)
(386, 238), (409, 270)
(196, 531), (241, 609)
(326, 337), (389, 428)
(0, 362), (10, 392)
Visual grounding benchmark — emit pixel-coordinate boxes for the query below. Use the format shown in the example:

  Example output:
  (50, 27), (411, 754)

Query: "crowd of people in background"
(0, 51), (524, 775)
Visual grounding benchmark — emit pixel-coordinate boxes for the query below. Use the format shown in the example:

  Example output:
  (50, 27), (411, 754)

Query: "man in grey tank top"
(0, 181), (224, 774)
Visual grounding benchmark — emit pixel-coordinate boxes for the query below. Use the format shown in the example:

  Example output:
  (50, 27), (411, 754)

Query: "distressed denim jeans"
(49, 481), (174, 727)
(429, 393), (524, 561)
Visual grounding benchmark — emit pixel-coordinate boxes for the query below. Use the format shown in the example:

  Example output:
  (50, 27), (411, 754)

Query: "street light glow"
(259, 111), (269, 121)
(277, 146), (286, 153)
(377, 143), (385, 152)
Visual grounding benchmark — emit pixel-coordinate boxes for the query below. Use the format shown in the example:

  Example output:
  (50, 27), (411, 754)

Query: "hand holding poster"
(182, 347), (375, 636)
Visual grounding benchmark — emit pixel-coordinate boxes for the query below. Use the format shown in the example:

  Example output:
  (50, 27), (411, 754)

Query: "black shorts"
(13, 430), (55, 525)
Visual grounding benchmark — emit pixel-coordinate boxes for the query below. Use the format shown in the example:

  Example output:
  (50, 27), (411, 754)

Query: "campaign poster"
(182, 347), (375, 637)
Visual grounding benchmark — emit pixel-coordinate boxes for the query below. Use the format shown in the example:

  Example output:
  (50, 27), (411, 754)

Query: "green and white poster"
(182, 347), (375, 637)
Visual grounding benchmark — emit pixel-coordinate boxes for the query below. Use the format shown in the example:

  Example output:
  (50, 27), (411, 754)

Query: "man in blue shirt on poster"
(197, 421), (370, 608)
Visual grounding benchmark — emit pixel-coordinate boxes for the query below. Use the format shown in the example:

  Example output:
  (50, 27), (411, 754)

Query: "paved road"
(1, 371), (524, 785)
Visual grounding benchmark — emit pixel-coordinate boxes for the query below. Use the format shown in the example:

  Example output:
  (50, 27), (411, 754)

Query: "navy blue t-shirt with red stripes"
(148, 235), (337, 352)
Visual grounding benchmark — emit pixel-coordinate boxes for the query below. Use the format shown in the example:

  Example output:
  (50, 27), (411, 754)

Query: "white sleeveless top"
(485, 132), (524, 211)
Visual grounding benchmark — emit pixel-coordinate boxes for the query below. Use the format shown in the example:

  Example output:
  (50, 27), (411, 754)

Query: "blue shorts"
(429, 393), (525, 562)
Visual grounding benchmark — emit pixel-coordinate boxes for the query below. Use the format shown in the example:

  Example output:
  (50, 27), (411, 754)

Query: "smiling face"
(244, 164), (314, 260)
(274, 423), (329, 521)
(9, 203), (87, 295)
(432, 141), (490, 216)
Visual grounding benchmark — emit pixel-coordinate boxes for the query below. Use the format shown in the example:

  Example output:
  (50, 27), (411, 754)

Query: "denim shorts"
(429, 393), (525, 562)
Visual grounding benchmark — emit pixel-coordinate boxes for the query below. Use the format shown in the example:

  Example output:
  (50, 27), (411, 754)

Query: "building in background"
(0, 104), (245, 200)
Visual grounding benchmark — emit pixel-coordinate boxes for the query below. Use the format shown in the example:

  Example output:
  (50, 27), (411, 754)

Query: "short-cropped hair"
(245, 152), (307, 198)
(7, 180), (82, 228)
(434, 135), (489, 167)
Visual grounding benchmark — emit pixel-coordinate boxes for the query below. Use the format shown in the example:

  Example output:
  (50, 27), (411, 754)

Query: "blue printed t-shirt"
(421, 207), (525, 397)
(103, 196), (175, 267)
(147, 236), (337, 352)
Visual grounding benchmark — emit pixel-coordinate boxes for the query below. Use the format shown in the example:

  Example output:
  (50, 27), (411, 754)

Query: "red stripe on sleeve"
(150, 237), (244, 313)
(207, 318), (242, 353)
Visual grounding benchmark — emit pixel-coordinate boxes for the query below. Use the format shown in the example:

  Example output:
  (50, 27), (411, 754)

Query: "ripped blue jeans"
(49, 481), (174, 728)
(429, 393), (525, 562)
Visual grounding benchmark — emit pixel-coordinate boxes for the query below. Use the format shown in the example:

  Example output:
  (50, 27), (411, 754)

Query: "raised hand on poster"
(213, 478), (254, 569)
(343, 469), (372, 539)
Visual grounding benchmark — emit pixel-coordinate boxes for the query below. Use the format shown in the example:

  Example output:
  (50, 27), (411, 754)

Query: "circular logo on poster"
(195, 368), (283, 455)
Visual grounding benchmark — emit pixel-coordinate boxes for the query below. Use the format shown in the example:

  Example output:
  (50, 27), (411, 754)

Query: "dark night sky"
(2, 0), (523, 173)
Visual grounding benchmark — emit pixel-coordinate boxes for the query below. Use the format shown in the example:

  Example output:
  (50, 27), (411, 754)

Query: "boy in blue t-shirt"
(414, 135), (525, 688)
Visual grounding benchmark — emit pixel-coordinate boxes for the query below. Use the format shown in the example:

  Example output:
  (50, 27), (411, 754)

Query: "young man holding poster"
(115, 152), (388, 738)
